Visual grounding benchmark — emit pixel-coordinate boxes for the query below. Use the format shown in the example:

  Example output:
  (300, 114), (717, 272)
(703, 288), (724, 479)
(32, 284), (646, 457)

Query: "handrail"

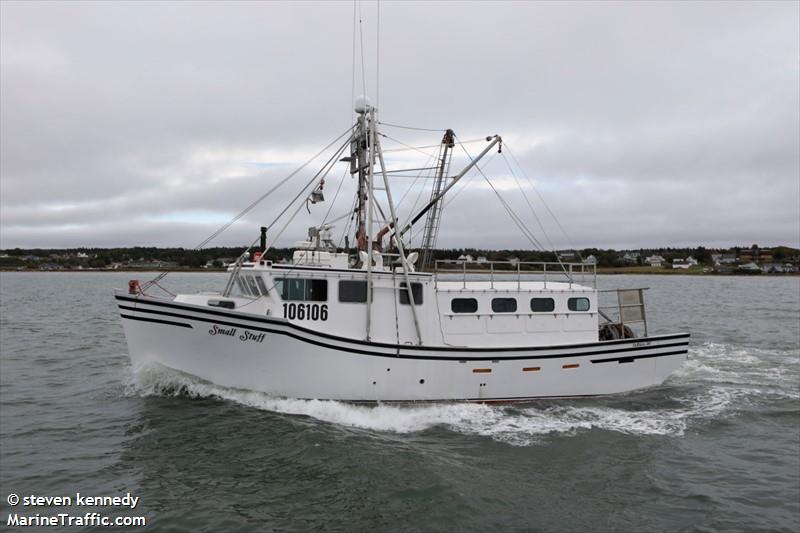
(433, 259), (597, 288)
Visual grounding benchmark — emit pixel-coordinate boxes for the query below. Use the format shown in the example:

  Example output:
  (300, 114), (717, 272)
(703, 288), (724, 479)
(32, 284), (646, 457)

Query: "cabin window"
(235, 277), (250, 296)
(530, 298), (555, 312)
(278, 278), (328, 302)
(399, 282), (423, 305)
(255, 276), (269, 295)
(339, 280), (368, 303)
(208, 299), (236, 309)
(245, 276), (261, 296)
(568, 297), (590, 312)
(491, 298), (517, 313)
(451, 298), (478, 313)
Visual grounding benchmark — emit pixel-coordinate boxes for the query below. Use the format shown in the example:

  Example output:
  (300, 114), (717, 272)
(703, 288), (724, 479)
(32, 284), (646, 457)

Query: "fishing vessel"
(116, 99), (689, 401)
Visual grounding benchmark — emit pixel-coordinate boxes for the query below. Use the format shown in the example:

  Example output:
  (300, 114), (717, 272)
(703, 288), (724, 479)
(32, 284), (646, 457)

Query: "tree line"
(2, 245), (798, 269)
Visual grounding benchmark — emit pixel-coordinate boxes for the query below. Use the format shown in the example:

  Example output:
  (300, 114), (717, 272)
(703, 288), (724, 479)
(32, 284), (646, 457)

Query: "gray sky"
(2, 1), (798, 251)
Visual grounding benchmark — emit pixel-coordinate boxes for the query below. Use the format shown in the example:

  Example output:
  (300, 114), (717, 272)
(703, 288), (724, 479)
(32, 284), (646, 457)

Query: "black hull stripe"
(119, 304), (688, 362)
(589, 349), (688, 364)
(120, 313), (192, 329)
(115, 294), (690, 353)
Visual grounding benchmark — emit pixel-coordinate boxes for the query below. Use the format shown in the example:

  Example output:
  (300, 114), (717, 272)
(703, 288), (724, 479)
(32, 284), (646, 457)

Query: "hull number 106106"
(282, 303), (328, 321)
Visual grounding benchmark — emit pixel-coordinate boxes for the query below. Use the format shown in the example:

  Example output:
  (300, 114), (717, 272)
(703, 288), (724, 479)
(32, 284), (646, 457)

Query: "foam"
(675, 342), (800, 400)
(124, 356), (772, 446)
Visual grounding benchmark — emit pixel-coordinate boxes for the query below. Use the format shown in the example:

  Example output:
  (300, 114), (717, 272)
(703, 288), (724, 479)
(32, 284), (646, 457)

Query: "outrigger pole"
(374, 119), (423, 345)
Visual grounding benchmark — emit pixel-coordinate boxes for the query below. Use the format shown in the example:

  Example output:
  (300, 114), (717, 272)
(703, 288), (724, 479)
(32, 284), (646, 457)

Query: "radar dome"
(354, 95), (372, 114)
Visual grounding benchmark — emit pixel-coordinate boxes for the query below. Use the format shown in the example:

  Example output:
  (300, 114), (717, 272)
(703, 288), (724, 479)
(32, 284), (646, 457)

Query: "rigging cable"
(378, 121), (446, 132)
(454, 136), (548, 252)
(504, 144), (581, 259)
(264, 133), (354, 250)
(321, 165), (350, 228)
(350, 0), (357, 125)
(408, 151), (499, 245)
(141, 124), (355, 292)
(358, 1), (367, 98)
(500, 151), (556, 251)
(376, 0), (380, 112)
(379, 132), (438, 157)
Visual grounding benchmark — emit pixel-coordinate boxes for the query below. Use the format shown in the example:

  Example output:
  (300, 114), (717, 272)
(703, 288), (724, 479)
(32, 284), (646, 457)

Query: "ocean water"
(0, 272), (798, 532)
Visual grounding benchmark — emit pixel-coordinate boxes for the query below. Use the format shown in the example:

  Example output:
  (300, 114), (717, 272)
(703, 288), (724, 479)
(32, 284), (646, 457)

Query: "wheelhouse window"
(530, 298), (555, 312)
(278, 278), (328, 301)
(235, 277), (250, 296)
(255, 276), (269, 295)
(568, 297), (590, 312)
(245, 276), (260, 296)
(491, 298), (517, 313)
(399, 282), (423, 305)
(339, 280), (368, 303)
(451, 298), (478, 313)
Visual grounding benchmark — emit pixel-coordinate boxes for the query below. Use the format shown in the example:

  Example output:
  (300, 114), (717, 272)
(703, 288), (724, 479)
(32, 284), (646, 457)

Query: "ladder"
(419, 129), (454, 270)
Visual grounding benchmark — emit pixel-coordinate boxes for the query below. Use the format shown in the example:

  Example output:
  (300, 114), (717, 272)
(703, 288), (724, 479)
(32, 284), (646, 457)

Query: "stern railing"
(597, 288), (649, 338)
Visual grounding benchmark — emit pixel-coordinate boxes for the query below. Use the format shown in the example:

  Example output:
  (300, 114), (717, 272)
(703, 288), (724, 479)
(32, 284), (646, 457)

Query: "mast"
(365, 106), (375, 341)
(419, 129), (455, 270)
(351, 100), (370, 253)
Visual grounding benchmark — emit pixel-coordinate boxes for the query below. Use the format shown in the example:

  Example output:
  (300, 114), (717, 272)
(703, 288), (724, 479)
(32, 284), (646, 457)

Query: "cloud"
(1, 1), (798, 250)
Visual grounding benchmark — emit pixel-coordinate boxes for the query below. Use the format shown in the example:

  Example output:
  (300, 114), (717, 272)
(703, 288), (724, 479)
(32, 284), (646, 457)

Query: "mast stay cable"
(140, 125), (355, 293)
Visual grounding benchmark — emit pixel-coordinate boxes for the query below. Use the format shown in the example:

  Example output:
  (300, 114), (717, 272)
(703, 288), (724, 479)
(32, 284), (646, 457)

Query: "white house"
(738, 262), (761, 272)
(672, 256), (698, 269)
(621, 252), (640, 264)
(646, 254), (665, 267)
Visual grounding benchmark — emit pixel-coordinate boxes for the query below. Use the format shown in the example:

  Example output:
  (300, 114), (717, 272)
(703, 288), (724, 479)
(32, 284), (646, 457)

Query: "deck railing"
(432, 260), (597, 289)
(597, 288), (649, 337)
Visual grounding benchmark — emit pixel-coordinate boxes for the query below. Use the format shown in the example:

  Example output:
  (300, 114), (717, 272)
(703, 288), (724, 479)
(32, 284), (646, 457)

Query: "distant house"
(457, 254), (474, 263)
(476, 256), (488, 264)
(672, 256), (698, 269)
(205, 257), (236, 269)
(558, 252), (576, 262)
(583, 255), (597, 265)
(739, 245), (772, 264)
(128, 260), (178, 268)
(761, 263), (797, 274)
(738, 262), (761, 272)
(716, 253), (737, 265)
(507, 257), (520, 266)
(621, 252), (640, 264)
(645, 254), (665, 267)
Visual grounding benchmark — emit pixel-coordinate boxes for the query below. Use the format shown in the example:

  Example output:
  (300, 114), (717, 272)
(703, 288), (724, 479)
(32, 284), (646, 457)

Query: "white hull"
(117, 293), (689, 402)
